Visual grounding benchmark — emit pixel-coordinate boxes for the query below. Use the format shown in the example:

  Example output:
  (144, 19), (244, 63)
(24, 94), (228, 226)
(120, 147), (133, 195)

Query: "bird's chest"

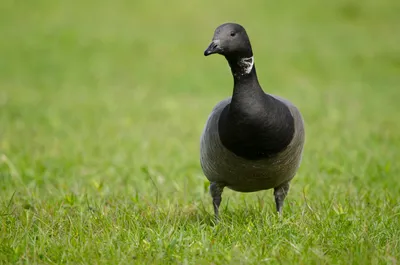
(218, 114), (276, 160)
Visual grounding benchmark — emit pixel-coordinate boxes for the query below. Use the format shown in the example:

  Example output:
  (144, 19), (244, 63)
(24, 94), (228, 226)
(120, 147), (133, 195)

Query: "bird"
(200, 23), (305, 220)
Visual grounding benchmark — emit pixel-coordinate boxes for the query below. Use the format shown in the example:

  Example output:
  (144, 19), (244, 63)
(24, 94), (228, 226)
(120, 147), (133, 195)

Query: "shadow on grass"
(175, 201), (286, 228)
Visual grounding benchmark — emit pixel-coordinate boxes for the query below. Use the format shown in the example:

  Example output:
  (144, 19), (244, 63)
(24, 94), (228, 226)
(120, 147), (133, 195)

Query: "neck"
(227, 56), (255, 79)
(226, 55), (263, 101)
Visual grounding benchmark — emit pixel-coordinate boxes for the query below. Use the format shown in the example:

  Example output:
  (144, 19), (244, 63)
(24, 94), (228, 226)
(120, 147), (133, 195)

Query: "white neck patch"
(239, 56), (254, 75)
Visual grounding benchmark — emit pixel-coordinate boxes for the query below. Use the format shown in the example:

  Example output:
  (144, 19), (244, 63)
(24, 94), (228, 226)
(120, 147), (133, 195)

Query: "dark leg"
(210, 182), (224, 221)
(274, 181), (290, 215)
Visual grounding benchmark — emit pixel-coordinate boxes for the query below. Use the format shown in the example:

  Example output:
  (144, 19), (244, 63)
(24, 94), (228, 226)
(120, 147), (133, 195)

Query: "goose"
(200, 23), (305, 219)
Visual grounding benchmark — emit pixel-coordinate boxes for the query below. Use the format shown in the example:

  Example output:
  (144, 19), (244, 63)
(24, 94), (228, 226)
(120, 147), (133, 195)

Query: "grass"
(1, 0), (400, 264)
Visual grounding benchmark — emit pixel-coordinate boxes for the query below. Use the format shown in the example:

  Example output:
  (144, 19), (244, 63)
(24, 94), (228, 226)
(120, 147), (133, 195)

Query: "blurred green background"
(1, 0), (399, 264)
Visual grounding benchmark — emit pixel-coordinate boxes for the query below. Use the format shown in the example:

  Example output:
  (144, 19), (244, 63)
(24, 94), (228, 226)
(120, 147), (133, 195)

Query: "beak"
(204, 40), (221, 56)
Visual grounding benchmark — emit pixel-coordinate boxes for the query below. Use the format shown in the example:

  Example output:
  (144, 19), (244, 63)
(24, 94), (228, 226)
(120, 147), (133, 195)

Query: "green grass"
(1, 0), (400, 264)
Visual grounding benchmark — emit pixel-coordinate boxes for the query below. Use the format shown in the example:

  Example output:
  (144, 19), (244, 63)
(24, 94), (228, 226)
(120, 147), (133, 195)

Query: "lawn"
(1, 0), (400, 264)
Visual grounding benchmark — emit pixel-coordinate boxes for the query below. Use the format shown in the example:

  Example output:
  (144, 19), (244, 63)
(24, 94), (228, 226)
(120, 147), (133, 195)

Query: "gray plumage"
(201, 23), (305, 219)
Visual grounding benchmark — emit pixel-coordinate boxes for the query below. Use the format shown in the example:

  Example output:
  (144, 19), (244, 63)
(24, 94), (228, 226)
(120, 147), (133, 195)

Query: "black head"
(204, 23), (253, 58)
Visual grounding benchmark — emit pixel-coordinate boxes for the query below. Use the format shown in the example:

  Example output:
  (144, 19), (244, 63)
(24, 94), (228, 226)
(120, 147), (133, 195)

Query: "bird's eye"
(230, 32), (236, 37)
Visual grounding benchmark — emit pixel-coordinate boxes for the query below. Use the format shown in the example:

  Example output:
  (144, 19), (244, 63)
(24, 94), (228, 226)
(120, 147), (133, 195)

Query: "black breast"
(218, 94), (295, 160)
